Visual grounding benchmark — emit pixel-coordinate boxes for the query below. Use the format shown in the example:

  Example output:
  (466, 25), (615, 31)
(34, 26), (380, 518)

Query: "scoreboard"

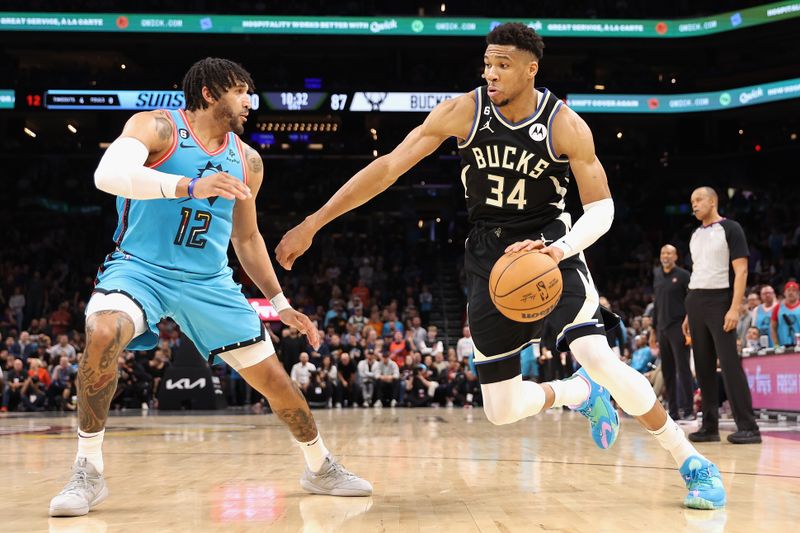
(21, 89), (463, 112)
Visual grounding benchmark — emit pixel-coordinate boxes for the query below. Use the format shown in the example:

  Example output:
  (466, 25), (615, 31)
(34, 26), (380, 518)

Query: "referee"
(683, 187), (760, 444)
(652, 244), (693, 421)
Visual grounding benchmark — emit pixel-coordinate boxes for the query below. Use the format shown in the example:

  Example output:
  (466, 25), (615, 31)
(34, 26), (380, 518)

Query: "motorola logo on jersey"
(529, 123), (548, 142)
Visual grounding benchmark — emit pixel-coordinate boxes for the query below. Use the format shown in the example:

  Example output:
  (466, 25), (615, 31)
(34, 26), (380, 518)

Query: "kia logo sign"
(248, 298), (286, 322)
(165, 378), (207, 390)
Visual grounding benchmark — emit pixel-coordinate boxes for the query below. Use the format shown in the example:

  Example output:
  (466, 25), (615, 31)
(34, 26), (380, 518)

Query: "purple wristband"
(188, 177), (199, 199)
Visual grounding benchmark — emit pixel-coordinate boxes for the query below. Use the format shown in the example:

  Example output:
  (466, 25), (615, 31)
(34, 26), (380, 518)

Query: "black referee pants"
(657, 324), (693, 417)
(686, 289), (758, 432)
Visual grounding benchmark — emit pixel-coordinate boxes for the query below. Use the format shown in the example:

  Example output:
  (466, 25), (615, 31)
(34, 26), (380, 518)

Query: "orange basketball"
(489, 251), (563, 322)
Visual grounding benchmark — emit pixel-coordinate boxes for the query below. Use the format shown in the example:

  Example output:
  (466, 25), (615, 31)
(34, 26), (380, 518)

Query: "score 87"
(330, 94), (348, 111)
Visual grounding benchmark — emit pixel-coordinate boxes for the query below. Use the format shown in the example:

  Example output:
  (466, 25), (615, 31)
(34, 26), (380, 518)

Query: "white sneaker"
(300, 455), (373, 497)
(390, 399), (397, 407)
(49, 458), (109, 517)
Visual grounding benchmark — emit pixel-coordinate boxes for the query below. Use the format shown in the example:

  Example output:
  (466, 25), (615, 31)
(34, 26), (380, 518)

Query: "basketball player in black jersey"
(277, 23), (725, 509)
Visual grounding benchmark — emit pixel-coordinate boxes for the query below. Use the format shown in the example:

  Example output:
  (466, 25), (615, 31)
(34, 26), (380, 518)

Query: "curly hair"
(486, 23), (545, 60)
(182, 57), (255, 111)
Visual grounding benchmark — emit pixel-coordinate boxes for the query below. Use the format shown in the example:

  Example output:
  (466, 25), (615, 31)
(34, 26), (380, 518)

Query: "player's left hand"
(505, 239), (565, 264)
(278, 308), (321, 350)
(723, 307), (739, 333)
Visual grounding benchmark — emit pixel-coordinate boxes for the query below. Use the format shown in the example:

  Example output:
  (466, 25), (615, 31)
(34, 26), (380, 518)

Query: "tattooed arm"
(93, 110), (250, 201)
(78, 311), (134, 433)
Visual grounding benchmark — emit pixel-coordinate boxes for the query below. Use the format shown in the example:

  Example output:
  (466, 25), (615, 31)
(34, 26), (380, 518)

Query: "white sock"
(297, 433), (330, 473)
(648, 417), (701, 468)
(549, 374), (591, 408)
(77, 429), (105, 474)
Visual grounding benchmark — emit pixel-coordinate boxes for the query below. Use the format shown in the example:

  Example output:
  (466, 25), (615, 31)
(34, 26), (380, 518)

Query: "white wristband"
(269, 292), (291, 313)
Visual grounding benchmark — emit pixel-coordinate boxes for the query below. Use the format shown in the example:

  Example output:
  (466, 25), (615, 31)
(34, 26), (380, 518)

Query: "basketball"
(489, 251), (563, 322)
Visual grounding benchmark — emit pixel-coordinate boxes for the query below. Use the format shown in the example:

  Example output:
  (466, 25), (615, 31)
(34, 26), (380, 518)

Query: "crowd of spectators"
(2, 144), (799, 415)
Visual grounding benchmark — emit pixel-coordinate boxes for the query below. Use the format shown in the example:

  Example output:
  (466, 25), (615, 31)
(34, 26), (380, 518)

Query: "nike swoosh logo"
(180, 142), (196, 148)
(600, 422), (613, 448)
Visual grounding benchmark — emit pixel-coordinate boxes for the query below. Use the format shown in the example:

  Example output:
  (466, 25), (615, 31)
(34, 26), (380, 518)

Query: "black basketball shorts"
(465, 216), (620, 384)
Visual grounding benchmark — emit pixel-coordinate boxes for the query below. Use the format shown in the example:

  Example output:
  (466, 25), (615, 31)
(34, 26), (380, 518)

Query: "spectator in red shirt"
(49, 302), (72, 337)
(27, 358), (52, 388)
(389, 331), (408, 366)
(351, 279), (370, 308)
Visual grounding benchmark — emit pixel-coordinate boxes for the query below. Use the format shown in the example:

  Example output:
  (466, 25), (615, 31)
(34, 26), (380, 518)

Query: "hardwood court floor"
(1, 407), (798, 532)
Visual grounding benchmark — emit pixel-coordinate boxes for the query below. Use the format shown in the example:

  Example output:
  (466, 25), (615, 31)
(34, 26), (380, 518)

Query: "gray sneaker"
(49, 458), (109, 517)
(300, 455), (373, 497)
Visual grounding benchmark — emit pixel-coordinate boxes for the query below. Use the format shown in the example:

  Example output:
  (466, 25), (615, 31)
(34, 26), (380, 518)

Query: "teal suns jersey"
(111, 109), (251, 275)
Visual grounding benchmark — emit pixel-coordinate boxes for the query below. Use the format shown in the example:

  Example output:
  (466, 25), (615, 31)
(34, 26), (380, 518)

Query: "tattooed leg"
(238, 356), (319, 442)
(78, 311), (135, 433)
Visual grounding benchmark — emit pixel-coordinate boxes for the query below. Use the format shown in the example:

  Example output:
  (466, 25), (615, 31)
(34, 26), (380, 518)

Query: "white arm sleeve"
(551, 198), (614, 260)
(94, 137), (184, 199)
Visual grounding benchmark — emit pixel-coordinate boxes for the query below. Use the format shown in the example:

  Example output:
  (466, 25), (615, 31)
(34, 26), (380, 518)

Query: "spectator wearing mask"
(771, 281), (800, 347)
(754, 285), (778, 347)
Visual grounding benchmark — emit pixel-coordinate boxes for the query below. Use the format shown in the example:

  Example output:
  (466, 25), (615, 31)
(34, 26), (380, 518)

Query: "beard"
(215, 101), (244, 134)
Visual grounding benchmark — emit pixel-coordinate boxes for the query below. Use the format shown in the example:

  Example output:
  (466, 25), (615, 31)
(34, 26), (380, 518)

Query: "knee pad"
(481, 375), (546, 425)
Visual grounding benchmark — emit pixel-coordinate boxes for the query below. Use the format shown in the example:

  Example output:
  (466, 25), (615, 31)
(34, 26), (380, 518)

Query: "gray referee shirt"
(688, 218), (749, 289)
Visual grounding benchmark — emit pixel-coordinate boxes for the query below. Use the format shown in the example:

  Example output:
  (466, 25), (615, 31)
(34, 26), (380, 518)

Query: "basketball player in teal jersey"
(49, 58), (371, 518)
(277, 24), (726, 509)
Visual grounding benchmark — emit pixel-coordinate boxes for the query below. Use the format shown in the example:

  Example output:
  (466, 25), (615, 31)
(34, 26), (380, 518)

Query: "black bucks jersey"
(458, 86), (570, 232)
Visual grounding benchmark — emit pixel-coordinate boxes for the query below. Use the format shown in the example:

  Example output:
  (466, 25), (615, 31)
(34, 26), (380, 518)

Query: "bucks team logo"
(529, 124), (548, 142)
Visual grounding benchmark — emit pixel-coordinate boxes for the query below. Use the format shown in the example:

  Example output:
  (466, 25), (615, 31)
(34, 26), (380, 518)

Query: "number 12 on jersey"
(485, 174), (527, 210)
(174, 207), (212, 248)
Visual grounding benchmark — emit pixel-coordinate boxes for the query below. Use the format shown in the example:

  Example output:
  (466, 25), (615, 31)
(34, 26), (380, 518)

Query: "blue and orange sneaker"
(570, 367), (620, 449)
(680, 456), (726, 510)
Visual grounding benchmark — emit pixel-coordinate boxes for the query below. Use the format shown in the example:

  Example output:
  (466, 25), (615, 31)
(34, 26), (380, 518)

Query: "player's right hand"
(276, 220), (316, 270)
(191, 172), (251, 201)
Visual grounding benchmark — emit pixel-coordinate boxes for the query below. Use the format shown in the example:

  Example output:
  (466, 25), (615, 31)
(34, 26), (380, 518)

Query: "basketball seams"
(493, 288), (562, 312)
(495, 264), (559, 298)
(490, 253), (529, 298)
